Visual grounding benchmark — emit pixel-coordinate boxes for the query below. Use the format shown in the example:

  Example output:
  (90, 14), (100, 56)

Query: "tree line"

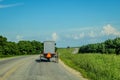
(79, 37), (120, 55)
(0, 35), (43, 57)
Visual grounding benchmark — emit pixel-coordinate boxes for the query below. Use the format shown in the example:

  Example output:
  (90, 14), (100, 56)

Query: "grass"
(0, 55), (15, 59)
(58, 48), (120, 80)
(0, 54), (32, 60)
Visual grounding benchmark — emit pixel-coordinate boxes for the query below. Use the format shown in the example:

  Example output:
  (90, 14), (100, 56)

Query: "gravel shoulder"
(59, 59), (88, 80)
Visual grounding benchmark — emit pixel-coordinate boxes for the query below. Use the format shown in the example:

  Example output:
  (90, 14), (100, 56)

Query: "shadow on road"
(35, 58), (50, 63)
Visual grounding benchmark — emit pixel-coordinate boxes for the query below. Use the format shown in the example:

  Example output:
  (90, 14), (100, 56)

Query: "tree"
(99, 43), (106, 53)
(105, 39), (115, 49)
(114, 38), (120, 55)
(0, 35), (44, 57)
(17, 40), (43, 55)
(18, 41), (33, 55)
(0, 35), (7, 46)
(7, 42), (19, 55)
(31, 40), (43, 54)
(0, 35), (7, 55)
(0, 46), (3, 57)
(79, 37), (120, 54)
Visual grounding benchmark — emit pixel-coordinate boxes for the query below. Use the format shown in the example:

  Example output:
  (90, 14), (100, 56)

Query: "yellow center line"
(0, 57), (33, 80)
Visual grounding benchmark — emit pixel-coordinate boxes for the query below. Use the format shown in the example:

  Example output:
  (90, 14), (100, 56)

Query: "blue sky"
(0, 0), (120, 47)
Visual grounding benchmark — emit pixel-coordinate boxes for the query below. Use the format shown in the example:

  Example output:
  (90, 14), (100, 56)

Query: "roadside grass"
(0, 54), (36, 60)
(0, 55), (16, 60)
(58, 48), (120, 80)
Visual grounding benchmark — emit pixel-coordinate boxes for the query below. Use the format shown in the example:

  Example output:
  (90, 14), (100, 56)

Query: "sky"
(0, 0), (120, 47)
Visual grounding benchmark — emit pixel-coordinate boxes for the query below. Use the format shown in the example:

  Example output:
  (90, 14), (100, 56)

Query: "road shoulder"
(59, 59), (88, 80)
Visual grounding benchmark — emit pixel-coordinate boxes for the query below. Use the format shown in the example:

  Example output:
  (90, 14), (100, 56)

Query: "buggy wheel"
(55, 53), (59, 63)
(47, 58), (50, 62)
(40, 54), (42, 62)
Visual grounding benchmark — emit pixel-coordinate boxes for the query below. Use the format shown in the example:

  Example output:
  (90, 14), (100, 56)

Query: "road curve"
(0, 55), (81, 80)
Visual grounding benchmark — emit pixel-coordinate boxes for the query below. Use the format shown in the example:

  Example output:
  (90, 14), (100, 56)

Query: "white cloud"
(16, 35), (23, 41)
(101, 24), (120, 36)
(89, 31), (96, 38)
(71, 33), (85, 40)
(68, 27), (95, 32)
(73, 35), (79, 40)
(65, 34), (71, 38)
(53, 24), (120, 47)
(0, 3), (24, 8)
(52, 32), (58, 41)
(79, 32), (85, 38)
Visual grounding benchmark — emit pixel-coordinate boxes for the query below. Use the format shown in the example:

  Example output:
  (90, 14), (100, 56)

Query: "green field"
(58, 48), (120, 80)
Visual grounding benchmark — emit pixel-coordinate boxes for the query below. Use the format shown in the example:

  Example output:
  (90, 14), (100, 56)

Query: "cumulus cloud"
(89, 31), (96, 38)
(73, 35), (79, 40)
(16, 35), (23, 41)
(55, 24), (120, 47)
(101, 24), (120, 36)
(62, 24), (120, 41)
(52, 32), (58, 41)
(69, 33), (85, 40)
(0, 3), (24, 8)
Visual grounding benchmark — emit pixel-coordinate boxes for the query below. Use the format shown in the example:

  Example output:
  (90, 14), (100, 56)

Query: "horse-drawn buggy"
(40, 41), (58, 62)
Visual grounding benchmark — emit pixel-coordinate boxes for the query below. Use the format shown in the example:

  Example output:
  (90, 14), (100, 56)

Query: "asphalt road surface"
(0, 55), (81, 80)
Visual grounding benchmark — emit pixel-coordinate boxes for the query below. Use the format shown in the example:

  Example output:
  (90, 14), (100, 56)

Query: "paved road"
(0, 55), (81, 80)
